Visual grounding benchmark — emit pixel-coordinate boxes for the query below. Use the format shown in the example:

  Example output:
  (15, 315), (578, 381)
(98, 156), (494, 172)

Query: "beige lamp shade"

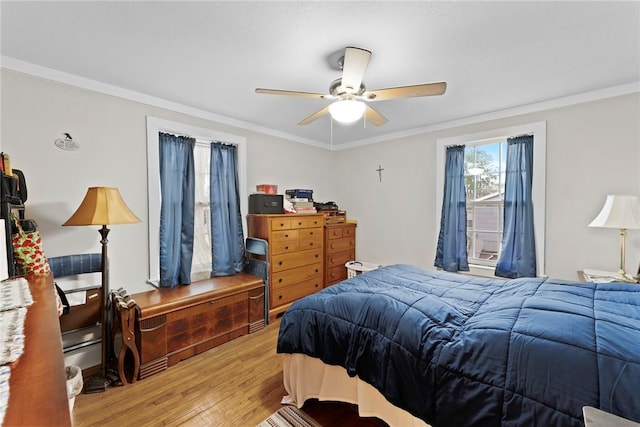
(589, 195), (640, 230)
(63, 187), (140, 226)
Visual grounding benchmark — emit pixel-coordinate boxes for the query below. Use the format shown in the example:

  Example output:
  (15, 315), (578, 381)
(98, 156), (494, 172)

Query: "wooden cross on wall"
(376, 165), (384, 182)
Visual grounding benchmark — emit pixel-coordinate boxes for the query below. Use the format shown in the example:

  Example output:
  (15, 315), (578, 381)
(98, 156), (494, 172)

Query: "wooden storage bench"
(132, 273), (264, 379)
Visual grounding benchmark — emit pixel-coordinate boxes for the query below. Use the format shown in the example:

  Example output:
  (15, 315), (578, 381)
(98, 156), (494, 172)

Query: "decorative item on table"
(11, 218), (50, 276)
(588, 194), (640, 283)
(255, 184), (278, 195)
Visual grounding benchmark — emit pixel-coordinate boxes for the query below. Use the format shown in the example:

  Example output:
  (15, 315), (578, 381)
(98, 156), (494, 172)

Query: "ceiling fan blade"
(364, 104), (388, 126)
(364, 82), (447, 101)
(256, 88), (330, 99)
(341, 47), (372, 93)
(298, 106), (330, 125)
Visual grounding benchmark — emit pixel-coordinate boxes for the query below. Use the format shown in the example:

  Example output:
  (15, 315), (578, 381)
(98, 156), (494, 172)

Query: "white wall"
(2, 69), (639, 288)
(0, 70), (332, 293)
(333, 93), (640, 281)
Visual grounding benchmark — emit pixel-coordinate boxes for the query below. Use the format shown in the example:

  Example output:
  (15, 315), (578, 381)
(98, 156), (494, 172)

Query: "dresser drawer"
(272, 263), (322, 291)
(326, 250), (355, 268)
(326, 237), (355, 253)
(271, 229), (299, 242)
(270, 218), (292, 230)
(272, 248), (322, 272)
(342, 226), (356, 238)
(326, 227), (343, 239)
(273, 278), (322, 306)
(299, 231), (323, 250)
(271, 240), (300, 255)
(326, 265), (348, 284)
(290, 216), (323, 229)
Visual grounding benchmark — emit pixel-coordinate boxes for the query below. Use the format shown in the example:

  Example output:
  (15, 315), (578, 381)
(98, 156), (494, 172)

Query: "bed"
(276, 264), (640, 427)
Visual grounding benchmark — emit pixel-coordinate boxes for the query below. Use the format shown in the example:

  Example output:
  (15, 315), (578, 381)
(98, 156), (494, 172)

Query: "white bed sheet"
(282, 353), (431, 427)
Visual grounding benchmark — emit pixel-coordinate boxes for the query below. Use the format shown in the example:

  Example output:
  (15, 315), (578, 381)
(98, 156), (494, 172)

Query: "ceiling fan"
(255, 46), (447, 126)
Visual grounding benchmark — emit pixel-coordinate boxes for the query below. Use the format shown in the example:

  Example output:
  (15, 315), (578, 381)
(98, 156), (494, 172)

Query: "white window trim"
(435, 121), (546, 278)
(146, 116), (247, 285)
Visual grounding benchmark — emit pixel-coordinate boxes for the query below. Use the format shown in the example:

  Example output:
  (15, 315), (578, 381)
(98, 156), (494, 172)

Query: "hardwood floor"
(73, 320), (387, 427)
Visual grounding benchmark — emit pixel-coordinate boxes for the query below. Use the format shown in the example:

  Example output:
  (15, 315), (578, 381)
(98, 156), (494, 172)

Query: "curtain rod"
(159, 129), (235, 146)
(445, 132), (534, 148)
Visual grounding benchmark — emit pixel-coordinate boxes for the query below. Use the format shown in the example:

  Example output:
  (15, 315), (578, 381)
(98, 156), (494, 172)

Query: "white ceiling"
(1, 1), (639, 148)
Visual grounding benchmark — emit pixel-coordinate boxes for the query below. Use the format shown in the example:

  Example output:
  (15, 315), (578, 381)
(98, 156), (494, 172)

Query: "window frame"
(146, 116), (247, 285)
(435, 122), (546, 278)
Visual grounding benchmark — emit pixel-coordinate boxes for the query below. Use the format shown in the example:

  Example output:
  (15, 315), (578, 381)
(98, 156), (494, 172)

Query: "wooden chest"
(247, 214), (324, 321)
(132, 273), (264, 379)
(324, 221), (357, 287)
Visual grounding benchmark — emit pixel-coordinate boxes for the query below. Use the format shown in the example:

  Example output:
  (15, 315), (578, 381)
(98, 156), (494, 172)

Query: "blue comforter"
(277, 264), (640, 427)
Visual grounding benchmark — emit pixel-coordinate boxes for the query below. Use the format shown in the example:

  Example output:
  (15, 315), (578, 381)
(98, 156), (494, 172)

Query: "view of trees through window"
(465, 141), (506, 266)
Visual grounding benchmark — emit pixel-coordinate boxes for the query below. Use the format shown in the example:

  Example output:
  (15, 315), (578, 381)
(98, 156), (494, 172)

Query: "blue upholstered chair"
(49, 253), (102, 279)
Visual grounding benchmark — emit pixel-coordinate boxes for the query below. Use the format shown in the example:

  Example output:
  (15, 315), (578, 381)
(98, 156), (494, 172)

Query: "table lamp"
(589, 195), (640, 282)
(63, 187), (140, 392)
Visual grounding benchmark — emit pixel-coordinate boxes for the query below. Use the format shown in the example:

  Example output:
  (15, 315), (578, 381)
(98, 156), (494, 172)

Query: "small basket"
(345, 261), (381, 279)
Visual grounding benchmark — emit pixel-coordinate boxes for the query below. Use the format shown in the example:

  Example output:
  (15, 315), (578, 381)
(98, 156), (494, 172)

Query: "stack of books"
(288, 198), (317, 214)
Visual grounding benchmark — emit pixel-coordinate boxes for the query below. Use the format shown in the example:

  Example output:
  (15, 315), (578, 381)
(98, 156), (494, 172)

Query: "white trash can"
(66, 365), (83, 412)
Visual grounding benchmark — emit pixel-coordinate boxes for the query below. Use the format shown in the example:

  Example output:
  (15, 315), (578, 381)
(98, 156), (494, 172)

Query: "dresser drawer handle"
(310, 231), (314, 235)
(285, 233), (289, 238)
(279, 278), (283, 283)
(280, 223), (285, 227)
(298, 221), (302, 226)
(249, 292), (265, 300)
(315, 254), (319, 258)
(279, 295), (283, 300)
(314, 283), (319, 288)
(279, 261), (283, 265)
(309, 242), (314, 246)
(315, 269), (318, 273)
(285, 246), (289, 250)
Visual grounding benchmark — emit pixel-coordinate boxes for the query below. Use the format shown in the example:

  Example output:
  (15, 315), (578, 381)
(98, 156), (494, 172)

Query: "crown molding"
(3, 56), (638, 152)
(0, 56), (326, 149)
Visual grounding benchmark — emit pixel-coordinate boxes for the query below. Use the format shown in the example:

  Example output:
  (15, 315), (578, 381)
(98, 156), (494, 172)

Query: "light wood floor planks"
(73, 320), (386, 427)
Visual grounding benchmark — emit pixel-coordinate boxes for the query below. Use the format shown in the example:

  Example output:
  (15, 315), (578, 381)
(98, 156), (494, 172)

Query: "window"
(146, 116), (247, 285)
(436, 122), (546, 277)
(465, 140), (506, 266)
(192, 141), (212, 281)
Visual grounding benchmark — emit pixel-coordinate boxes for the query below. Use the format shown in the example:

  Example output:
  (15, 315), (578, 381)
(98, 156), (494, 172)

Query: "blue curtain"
(435, 145), (469, 272)
(158, 132), (195, 287)
(209, 142), (245, 276)
(495, 135), (536, 278)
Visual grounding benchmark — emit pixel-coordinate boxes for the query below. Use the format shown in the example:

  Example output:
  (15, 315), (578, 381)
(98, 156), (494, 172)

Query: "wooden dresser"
(247, 214), (324, 321)
(132, 273), (264, 379)
(324, 221), (357, 287)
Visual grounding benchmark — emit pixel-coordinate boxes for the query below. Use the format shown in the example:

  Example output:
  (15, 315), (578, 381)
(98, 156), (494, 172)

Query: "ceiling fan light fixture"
(329, 99), (366, 124)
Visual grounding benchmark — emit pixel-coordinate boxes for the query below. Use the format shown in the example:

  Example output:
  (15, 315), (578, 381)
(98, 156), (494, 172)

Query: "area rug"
(257, 405), (322, 427)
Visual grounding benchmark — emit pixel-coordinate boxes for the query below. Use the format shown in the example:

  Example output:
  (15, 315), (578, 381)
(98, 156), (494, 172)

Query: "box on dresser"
(249, 194), (283, 214)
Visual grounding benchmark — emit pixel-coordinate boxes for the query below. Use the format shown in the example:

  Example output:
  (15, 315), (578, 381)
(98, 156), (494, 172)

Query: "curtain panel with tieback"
(495, 135), (537, 278)
(209, 142), (246, 276)
(435, 145), (469, 272)
(158, 132), (196, 287)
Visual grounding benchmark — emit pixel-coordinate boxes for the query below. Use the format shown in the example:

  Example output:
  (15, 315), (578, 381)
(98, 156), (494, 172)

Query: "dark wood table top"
(4, 273), (72, 426)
